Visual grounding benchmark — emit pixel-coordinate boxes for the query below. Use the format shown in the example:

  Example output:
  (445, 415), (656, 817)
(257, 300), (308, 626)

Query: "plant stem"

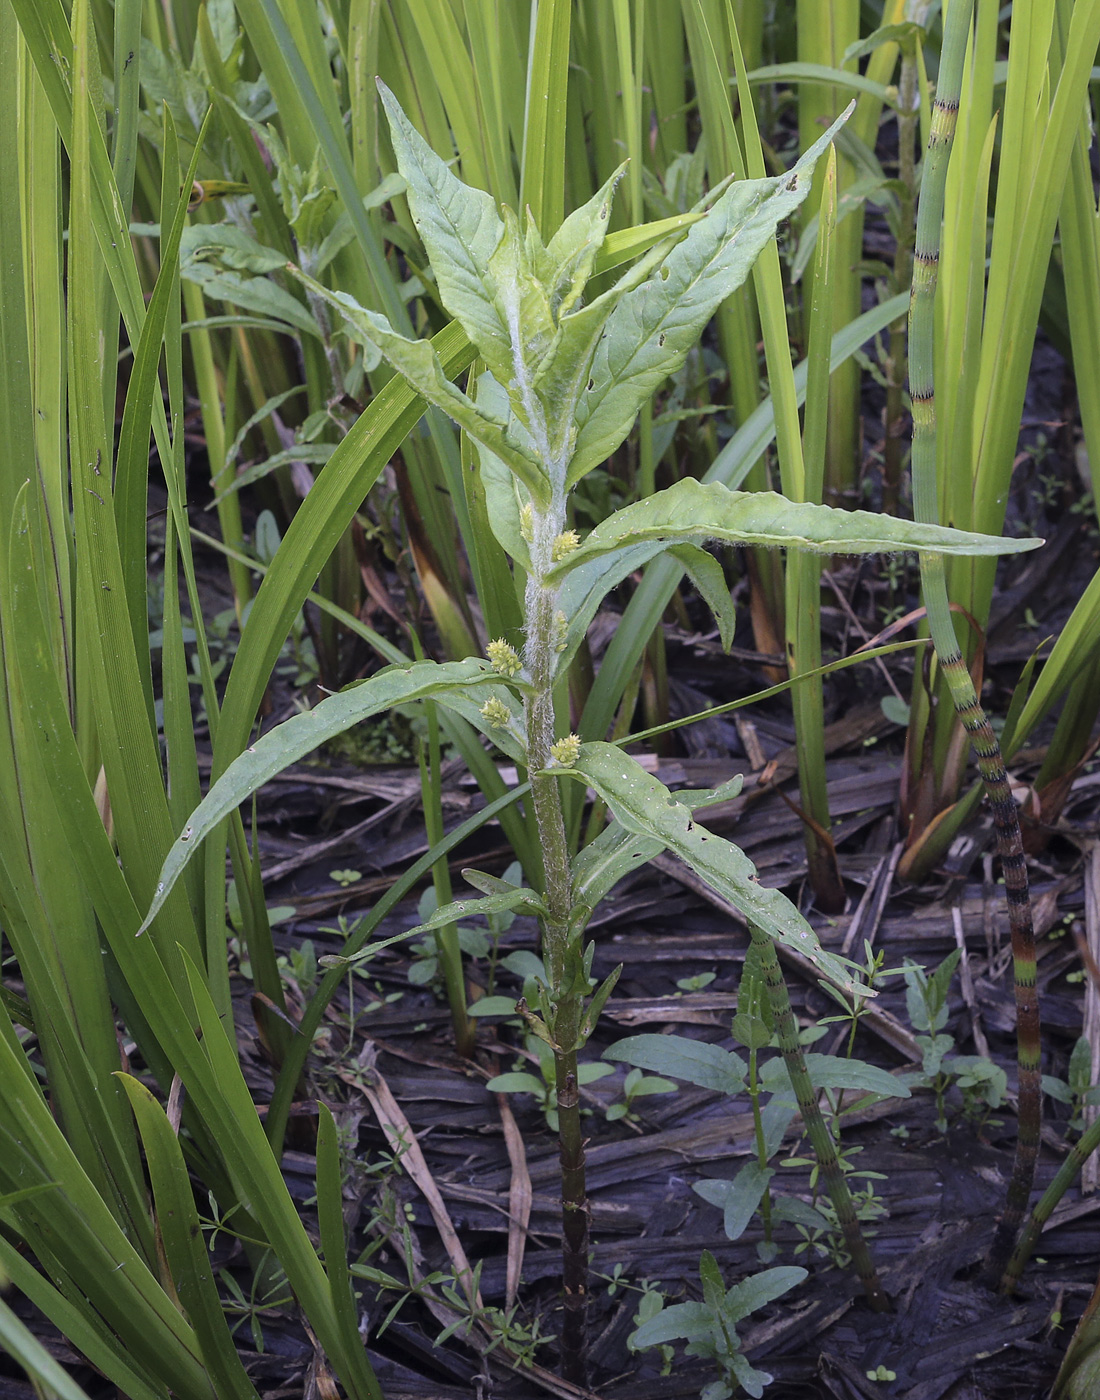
(907, 0), (1040, 1280)
(747, 1046), (774, 1244)
(417, 702), (475, 1058)
(749, 923), (889, 1311)
(882, 40), (919, 517)
(524, 496), (589, 1383)
(1002, 1110), (1100, 1294)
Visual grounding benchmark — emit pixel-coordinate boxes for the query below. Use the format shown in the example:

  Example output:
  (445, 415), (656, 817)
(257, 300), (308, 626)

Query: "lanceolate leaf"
(378, 80), (512, 382)
(141, 660), (519, 931)
(668, 543), (736, 652)
(566, 115), (850, 486)
(561, 743), (862, 993)
(117, 1077), (260, 1400)
(547, 479), (1042, 584)
(540, 163), (628, 319)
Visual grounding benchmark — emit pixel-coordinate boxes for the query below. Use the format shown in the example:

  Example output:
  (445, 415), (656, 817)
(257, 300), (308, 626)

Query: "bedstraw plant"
(143, 83), (1041, 1380)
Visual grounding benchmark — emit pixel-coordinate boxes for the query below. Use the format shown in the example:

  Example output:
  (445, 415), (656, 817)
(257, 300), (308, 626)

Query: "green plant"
(604, 1007), (906, 1273)
(901, 950), (1007, 1134)
(606, 1067), (678, 1124)
(488, 1033), (613, 1132)
(902, 0), (1100, 861)
(904, 0), (1053, 1280)
(1043, 1036), (1100, 1137)
(628, 1250), (806, 1400)
(330, 869), (361, 889)
(406, 885), (491, 991)
(143, 80), (1041, 1377)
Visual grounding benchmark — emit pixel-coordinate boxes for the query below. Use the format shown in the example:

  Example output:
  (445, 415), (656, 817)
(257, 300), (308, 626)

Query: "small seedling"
(628, 1250), (807, 1400)
(1043, 1035), (1100, 1137)
(606, 1066), (678, 1123)
(677, 971), (718, 993)
(330, 868), (361, 888)
(902, 952), (1007, 1133)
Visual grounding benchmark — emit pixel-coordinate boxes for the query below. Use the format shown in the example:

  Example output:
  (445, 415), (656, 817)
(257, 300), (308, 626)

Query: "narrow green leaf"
(570, 822), (664, 910)
(520, 0), (570, 233)
(0, 1236), (166, 1400)
(316, 1104), (360, 1362)
(668, 543), (735, 652)
(567, 114), (849, 486)
(287, 266), (549, 503)
(0, 1293), (96, 1400)
(549, 479), (1041, 585)
(579, 965), (623, 1041)
(117, 1076), (259, 1400)
(401, 887), (548, 940)
(542, 163), (629, 318)
(579, 293), (911, 744)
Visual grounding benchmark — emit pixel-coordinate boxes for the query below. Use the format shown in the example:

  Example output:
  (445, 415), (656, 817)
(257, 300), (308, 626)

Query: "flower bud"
(549, 734), (581, 768)
(487, 639), (522, 677)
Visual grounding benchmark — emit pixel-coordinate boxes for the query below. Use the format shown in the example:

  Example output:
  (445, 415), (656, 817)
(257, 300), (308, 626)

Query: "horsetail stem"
(1002, 1108), (1100, 1294)
(907, 0), (1040, 1281)
(749, 923), (890, 1311)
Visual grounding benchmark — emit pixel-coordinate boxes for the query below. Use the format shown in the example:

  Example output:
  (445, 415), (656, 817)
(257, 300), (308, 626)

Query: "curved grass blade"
(117, 1075), (261, 1400)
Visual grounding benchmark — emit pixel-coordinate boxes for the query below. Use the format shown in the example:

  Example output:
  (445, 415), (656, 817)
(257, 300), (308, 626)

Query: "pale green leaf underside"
(668, 543), (736, 652)
(286, 268), (550, 504)
(547, 479), (1042, 584)
(562, 743), (863, 994)
(570, 821), (664, 911)
(604, 1033), (748, 1095)
(141, 659), (518, 931)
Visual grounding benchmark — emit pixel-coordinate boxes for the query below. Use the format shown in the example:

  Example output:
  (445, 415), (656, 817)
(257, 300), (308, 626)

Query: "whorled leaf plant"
(906, 0), (1040, 1284)
(143, 83), (1040, 1379)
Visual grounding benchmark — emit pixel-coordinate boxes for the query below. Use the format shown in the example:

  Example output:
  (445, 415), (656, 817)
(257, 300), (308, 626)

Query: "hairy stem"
(907, 0), (1040, 1280)
(749, 923), (889, 1310)
(523, 503), (589, 1383)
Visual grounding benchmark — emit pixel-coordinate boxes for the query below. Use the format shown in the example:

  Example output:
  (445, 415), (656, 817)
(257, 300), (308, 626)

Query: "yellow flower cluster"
(487, 638), (522, 677)
(479, 697), (512, 730)
(549, 734), (581, 768)
(550, 530), (580, 562)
